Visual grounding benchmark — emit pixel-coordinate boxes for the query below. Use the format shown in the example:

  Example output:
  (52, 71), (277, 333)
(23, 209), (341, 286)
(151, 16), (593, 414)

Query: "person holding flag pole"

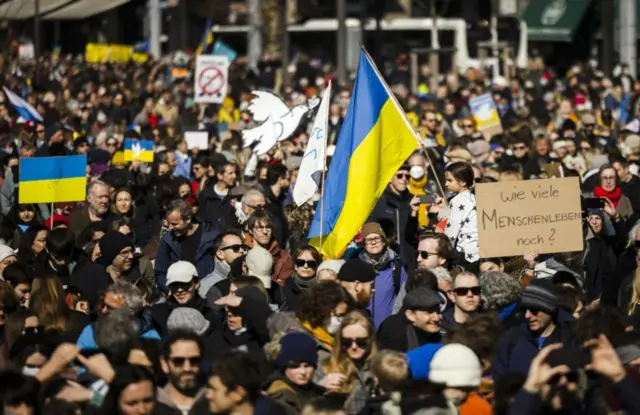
(307, 48), (424, 260)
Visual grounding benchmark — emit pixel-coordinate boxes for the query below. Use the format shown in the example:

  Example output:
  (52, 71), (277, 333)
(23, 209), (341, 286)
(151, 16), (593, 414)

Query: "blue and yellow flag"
(307, 49), (419, 259)
(195, 19), (213, 56)
(124, 139), (154, 162)
(19, 155), (87, 204)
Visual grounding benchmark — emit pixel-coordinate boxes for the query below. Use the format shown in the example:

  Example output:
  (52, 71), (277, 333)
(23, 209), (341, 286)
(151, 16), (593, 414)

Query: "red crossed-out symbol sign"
(198, 64), (225, 97)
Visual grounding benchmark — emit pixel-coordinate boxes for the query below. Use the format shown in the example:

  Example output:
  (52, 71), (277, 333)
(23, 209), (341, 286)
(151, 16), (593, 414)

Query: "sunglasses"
(513, 145), (527, 150)
(295, 259), (317, 269)
(107, 142), (117, 147)
(169, 356), (201, 367)
(418, 250), (438, 260)
(341, 337), (370, 349)
(169, 282), (194, 292)
(23, 325), (44, 335)
(523, 307), (542, 315)
(396, 173), (410, 180)
(453, 286), (481, 296)
(221, 244), (246, 254)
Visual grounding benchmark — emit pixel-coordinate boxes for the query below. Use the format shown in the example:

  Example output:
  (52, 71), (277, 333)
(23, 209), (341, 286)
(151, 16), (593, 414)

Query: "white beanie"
(429, 343), (482, 388)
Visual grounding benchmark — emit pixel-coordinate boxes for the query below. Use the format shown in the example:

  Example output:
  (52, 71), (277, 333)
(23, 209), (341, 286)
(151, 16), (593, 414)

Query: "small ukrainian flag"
(19, 155), (87, 204)
(124, 139), (154, 162)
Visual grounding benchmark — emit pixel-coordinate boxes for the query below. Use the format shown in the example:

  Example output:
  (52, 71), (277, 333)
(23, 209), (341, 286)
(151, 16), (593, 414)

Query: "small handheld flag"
(3, 87), (43, 122)
(19, 155), (87, 204)
(124, 139), (154, 162)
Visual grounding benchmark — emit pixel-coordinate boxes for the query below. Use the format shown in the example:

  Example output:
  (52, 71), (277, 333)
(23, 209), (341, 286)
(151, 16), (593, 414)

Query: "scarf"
(362, 248), (391, 272)
(293, 273), (315, 292)
(300, 319), (334, 349)
(593, 185), (622, 208)
(408, 175), (428, 195)
(234, 202), (249, 224)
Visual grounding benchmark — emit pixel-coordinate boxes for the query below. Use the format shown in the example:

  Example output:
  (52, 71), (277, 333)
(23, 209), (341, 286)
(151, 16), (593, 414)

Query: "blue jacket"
(406, 343), (443, 380)
(77, 317), (160, 350)
(362, 250), (407, 329)
(492, 309), (576, 382)
(155, 222), (218, 292)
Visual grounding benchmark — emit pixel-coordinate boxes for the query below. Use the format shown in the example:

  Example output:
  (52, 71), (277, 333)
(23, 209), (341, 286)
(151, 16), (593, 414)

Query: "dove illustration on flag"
(242, 90), (320, 155)
(2, 87), (43, 122)
(124, 139), (154, 162)
(293, 82), (331, 207)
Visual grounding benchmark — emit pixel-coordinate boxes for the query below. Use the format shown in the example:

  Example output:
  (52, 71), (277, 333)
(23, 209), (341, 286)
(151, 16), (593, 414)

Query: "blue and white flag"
(293, 81), (331, 207)
(2, 87), (43, 122)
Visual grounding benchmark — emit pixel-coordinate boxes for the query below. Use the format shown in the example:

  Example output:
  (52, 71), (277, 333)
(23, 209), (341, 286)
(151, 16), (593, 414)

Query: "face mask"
(410, 165), (425, 179)
(326, 316), (343, 334)
(22, 367), (39, 377)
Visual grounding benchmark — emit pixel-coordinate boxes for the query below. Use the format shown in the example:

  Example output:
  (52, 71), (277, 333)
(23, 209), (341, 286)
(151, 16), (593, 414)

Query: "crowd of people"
(0, 47), (640, 415)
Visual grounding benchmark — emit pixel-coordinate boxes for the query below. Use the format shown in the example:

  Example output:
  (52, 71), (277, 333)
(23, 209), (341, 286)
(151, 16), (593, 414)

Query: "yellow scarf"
(300, 319), (334, 350)
(408, 176), (430, 228)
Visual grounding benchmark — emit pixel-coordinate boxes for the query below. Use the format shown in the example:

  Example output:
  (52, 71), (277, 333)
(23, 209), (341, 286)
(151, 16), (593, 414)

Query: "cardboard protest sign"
(476, 177), (583, 258)
(469, 93), (503, 139)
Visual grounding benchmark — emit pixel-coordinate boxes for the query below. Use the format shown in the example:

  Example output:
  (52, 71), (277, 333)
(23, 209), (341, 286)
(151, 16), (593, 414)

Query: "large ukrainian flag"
(308, 49), (419, 259)
(19, 155), (87, 204)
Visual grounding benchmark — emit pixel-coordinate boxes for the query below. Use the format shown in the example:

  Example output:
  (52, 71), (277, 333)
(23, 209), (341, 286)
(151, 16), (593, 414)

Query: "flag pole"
(359, 46), (446, 199)
(50, 201), (54, 229)
(318, 83), (332, 257)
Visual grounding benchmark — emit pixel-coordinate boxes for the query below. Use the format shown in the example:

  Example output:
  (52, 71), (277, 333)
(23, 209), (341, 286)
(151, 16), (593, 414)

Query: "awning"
(43, 0), (131, 19)
(0, 0), (74, 19)
(523, 0), (591, 42)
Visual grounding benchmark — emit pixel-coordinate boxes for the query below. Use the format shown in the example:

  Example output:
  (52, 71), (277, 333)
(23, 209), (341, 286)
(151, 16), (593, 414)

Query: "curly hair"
(480, 271), (521, 310)
(295, 281), (352, 328)
(445, 314), (503, 367)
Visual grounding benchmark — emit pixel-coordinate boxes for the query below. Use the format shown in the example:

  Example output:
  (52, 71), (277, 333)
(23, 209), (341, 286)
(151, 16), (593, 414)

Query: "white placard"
(194, 55), (230, 104)
(184, 131), (209, 150)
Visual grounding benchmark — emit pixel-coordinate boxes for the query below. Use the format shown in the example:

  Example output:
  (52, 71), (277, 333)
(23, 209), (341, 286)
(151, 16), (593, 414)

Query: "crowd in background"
(0, 47), (640, 415)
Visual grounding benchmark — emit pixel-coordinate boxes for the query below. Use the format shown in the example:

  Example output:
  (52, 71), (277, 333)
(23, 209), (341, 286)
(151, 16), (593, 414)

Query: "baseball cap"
(166, 261), (198, 286)
(245, 245), (274, 289)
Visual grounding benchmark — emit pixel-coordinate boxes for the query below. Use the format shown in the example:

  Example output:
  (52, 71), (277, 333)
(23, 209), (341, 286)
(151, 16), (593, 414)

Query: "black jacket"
(150, 295), (222, 337)
(377, 313), (442, 353)
(197, 182), (231, 227)
(369, 186), (416, 270)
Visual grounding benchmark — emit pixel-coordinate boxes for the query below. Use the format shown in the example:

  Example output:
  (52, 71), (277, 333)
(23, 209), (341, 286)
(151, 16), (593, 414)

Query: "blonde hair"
(322, 310), (377, 394)
(499, 170), (523, 182)
(370, 350), (409, 392)
(628, 267), (640, 316)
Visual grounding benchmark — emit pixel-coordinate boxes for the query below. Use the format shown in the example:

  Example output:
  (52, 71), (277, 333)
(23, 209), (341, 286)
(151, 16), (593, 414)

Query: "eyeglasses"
(396, 173), (410, 180)
(417, 250), (439, 260)
(23, 325), (44, 335)
(453, 286), (481, 296)
(221, 244), (246, 253)
(295, 259), (317, 269)
(341, 337), (370, 349)
(364, 236), (383, 245)
(169, 356), (201, 367)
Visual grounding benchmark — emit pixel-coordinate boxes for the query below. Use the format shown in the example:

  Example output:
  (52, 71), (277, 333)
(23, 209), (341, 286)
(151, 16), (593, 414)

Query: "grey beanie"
(167, 307), (210, 336)
(520, 279), (558, 315)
